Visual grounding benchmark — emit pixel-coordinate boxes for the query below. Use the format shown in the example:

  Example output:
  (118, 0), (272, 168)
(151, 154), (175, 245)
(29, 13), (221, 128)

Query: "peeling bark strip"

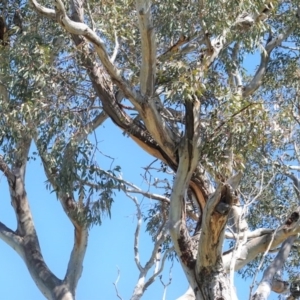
(185, 100), (196, 172)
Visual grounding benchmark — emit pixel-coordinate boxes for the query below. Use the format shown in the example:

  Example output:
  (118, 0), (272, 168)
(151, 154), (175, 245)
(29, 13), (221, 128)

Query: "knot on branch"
(285, 212), (299, 226)
(235, 13), (254, 30)
(65, 196), (76, 211)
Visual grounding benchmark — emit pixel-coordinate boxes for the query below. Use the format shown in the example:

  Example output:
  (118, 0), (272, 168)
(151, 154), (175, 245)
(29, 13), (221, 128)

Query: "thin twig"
(159, 261), (173, 300)
(110, 31), (119, 63)
(113, 267), (123, 300)
(86, 1), (96, 31)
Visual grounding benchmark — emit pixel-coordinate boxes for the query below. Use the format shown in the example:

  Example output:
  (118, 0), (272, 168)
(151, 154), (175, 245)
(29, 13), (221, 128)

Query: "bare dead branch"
(113, 268), (123, 300)
(159, 261), (173, 300)
(126, 190), (170, 299)
(144, 247), (174, 292)
(128, 193), (143, 272)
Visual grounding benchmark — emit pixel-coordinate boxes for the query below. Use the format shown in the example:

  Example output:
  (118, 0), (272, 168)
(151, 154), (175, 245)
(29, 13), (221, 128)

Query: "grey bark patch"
(178, 229), (196, 269)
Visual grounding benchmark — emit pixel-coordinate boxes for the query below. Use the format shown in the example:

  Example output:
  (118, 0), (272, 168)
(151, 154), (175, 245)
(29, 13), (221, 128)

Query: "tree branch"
(83, 167), (170, 203)
(225, 228), (273, 240)
(144, 247), (174, 291)
(252, 236), (296, 299)
(9, 136), (33, 236)
(5, 136), (66, 299)
(29, 0), (177, 166)
(30, 0), (141, 105)
(135, 0), (156, 96)
(168, 100), (201, 290)
(284, 171), (300, 201)
(130, 194), (143, 272)
(113, 268), (124, 300)
(223, 208), (300, 272)
(29, 0), (56, 19)
(0, 155), (14, 181)
(169, 99), (201, 237)
(110, 31), (119, 63)
(128, 191), (169, 300)
(197, 172), (242, 270)
(243, 12), (299, 97)
(64, 226), (88, 294)
(0, 221), (23, 257)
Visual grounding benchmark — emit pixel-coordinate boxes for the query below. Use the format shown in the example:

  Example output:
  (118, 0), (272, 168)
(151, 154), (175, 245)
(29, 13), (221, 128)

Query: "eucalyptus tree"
(1, 0), (300, 299)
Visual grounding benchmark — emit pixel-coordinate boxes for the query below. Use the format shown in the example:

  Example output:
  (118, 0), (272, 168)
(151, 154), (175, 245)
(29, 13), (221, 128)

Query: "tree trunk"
(195, 267), (233, 300)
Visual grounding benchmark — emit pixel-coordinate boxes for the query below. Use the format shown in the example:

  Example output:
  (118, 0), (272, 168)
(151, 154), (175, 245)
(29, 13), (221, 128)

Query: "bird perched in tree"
(0, 15), (8, 46)
(13, 9), (23, 33)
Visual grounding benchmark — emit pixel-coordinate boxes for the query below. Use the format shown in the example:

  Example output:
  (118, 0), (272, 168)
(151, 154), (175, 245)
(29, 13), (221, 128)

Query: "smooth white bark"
(223, 210), (300, 272)
(135, 0), (156, 96)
